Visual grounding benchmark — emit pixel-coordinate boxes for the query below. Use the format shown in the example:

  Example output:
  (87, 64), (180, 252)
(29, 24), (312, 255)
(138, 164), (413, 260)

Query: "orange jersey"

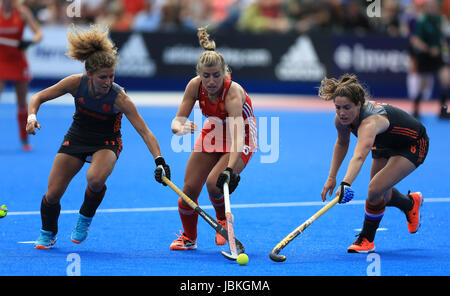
(0, 5), (30, 81)
(194, 76), (258, 157)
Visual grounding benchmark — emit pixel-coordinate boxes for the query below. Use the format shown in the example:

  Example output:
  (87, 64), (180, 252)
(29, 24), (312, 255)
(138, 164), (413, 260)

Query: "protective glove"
(336, 181), (354, 204)
(154, 156), (170, 186)
(18, 40), (33, 50)
(216, 167), (240, 194)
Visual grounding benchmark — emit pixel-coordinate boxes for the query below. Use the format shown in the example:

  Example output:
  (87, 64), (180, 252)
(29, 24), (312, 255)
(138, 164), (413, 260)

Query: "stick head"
(222, 238), (245, 260)
(235, 238), (245, 254)
(269, 250), (286, 262)
(221, 251), (238, 261)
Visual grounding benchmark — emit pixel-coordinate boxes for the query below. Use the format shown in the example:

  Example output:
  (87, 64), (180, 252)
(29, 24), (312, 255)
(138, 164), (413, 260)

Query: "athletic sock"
(79, 185), (106, 218)
(386, 188), (413, 212)
(178, 197), (198, 241)
(209, 195), (225, 220)
(17, 105), (28, 142)
(40, 195), (61, 235)
(360, 199), (386, 242)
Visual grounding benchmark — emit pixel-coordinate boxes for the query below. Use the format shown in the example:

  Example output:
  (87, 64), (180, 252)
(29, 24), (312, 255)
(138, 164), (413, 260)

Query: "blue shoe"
(71, 214), (93, 244)
(35, 229), (57, 249)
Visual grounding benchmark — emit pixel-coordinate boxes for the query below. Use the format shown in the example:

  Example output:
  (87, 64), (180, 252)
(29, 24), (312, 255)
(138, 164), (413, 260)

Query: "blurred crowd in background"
(21, 0), (450, 36)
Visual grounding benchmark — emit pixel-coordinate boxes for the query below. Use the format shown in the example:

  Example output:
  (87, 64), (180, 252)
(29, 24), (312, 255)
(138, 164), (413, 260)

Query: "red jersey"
(194, 76), (258, 158)
(0, 5), (30, 81)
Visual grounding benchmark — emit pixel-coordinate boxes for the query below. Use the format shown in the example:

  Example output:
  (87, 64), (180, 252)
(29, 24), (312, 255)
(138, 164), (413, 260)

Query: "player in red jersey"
(0, 0), (42, 151)
(169, 26), (257, 250)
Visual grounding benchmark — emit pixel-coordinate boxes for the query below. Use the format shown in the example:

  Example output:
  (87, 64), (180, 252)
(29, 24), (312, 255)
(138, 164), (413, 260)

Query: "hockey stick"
(221, 183), (239, 260)
(269, 196), (339, 262)
(162, 176), (245, 254)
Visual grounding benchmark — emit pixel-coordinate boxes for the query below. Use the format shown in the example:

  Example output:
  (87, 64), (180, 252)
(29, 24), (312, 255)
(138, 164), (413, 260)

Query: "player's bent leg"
(207, 155), (246, 246)
(87, 149), (117, 190)
(46, 153), (85, 203)
(170, 152), (219, 250)
(35, 154), (83, 249)
(171, 197), (199, 250)
(71, 185), (107, 244)
(71, 150), (115, 244)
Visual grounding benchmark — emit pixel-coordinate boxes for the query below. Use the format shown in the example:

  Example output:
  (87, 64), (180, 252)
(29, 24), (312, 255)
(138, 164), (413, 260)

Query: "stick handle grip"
(162, 176), (197, 209)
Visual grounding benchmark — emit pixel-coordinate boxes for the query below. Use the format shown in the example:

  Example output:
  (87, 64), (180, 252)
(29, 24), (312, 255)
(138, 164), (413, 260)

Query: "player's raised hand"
(26, 114), (41, 135)
(179, 121), (198, 135)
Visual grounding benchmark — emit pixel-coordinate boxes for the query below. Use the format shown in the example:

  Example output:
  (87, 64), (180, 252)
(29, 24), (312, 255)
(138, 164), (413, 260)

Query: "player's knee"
(86, 173), (107, 192)
(182, 183), (201, 203)
(367, 183), (385, 204)
(205, 178), (221, 196)
(44, 190), (62, 205)
(86, 178), (106, 192)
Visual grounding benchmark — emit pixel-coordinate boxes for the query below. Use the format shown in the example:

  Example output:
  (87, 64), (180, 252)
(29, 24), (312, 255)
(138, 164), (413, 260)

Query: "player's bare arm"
(321, 116), (351, 201)
(342, 115), (389, 185)
(171, 77), (199, 135)
(18, 5), (42, 44)
(225, 83), (245, 170)
(114, 90), (162, 159)
(26, 75), (82, 134)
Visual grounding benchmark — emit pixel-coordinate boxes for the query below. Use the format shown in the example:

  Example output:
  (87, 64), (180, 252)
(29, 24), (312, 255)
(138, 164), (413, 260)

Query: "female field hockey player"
(169, 26), (257, 250)
(26, 24), (171, 249)
(0, 0), (42, 151)
(319, 74), (429, 253)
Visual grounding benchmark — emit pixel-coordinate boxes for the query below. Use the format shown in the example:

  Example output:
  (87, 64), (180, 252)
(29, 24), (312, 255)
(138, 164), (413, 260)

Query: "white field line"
(6, 197), (450, 216)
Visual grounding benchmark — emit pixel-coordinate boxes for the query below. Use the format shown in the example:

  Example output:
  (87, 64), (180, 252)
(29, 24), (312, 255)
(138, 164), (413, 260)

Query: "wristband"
(155, 156), (165, 166)
(27, 114), (37, 123)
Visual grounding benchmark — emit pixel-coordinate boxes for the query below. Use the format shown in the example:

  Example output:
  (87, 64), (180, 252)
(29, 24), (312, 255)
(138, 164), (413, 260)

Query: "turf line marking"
(354, 228), (388, 232)
(6, 197), (450, 216)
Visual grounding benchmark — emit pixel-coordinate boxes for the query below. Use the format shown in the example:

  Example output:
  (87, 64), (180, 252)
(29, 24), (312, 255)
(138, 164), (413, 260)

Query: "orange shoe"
(170, 231), (197, 250)
(406, 192), (423, 233)
(215, 219), (227, 245)
(347, 236), (375, 253)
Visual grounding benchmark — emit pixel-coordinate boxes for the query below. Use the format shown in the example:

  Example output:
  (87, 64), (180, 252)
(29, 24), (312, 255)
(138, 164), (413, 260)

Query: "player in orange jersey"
(26, 24), (170, 249)
(0, 0), (42, 151)
(319, 74), (429, 253)
(169, 26), (257, 251)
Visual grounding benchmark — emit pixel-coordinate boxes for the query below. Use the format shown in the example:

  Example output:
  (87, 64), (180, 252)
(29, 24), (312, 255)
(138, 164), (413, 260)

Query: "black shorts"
(57, 133), (123, 163)
(416, 52), (443, 73)
(371, 134), (429, 167)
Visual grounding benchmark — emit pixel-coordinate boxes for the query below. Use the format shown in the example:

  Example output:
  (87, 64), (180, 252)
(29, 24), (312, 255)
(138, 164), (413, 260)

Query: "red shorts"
(193, 117), (257, 166)
(0, 46), (31, 81)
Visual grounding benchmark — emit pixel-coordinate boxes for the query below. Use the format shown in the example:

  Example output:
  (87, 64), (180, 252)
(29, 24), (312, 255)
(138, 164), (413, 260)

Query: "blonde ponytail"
(66, 24), (119, 73)
(196, 26), (230, 76)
